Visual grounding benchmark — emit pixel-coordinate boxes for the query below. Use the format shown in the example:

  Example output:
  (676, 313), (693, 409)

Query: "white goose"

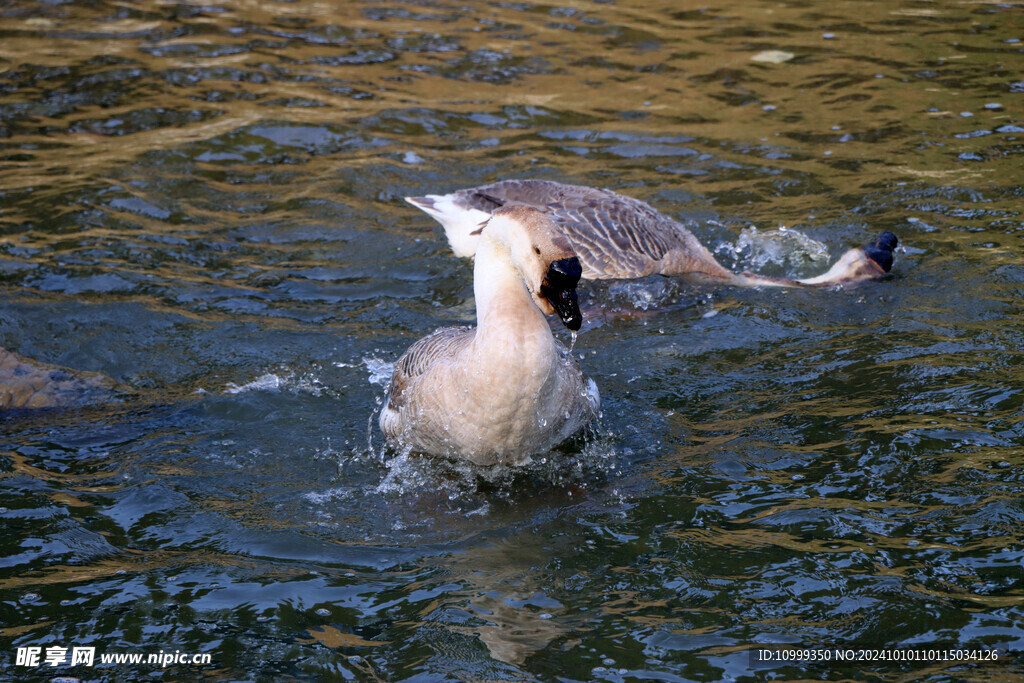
(406, 179), (898, 288)
(379, 204), (600, 467)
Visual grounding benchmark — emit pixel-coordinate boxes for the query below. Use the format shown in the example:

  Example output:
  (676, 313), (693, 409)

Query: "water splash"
(716, 226), (830, 274)
(367, 404), (382, 463)
(302, 487), (353, 505)
(224, 373), (288, 394)
(606, 280), (676, 310)
(223, 370), (327, 396)
(374, 447), (497, 498)
(363, 356), (394, 387)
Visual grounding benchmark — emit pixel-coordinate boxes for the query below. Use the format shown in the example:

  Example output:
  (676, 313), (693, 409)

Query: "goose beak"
(540, 256), (583, 331)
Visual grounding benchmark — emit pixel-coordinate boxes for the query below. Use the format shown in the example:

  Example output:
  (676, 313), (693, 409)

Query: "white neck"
(471, 225), (550, 343)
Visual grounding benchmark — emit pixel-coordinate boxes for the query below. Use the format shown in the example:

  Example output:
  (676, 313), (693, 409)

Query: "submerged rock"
(0, 347), (123, 410)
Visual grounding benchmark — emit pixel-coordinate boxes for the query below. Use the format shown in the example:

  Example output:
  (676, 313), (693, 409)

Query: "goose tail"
(405, 194), (440, 216)
(405, 194), (490, 258)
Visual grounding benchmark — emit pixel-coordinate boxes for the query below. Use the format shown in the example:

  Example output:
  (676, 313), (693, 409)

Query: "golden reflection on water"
(305, 624), (389, 648)
(0, 549), (289, 592)
(1, 0), (1018, 212)
(2, 0), (1023, 679)
(2, 451), (119, 488)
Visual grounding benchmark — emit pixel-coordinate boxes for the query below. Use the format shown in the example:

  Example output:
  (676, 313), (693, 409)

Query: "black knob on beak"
(864, 232), (899, 273)
(540, 257), (583, 331)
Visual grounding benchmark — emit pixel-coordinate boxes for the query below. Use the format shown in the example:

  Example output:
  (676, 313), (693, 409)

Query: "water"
(1, 0), (1022, 680)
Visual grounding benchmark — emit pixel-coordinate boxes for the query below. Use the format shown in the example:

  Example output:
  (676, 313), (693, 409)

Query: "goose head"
(485, 205), (584, 331)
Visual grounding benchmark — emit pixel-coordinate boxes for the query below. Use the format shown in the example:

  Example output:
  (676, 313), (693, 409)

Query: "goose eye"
(533, 245), (541, 255)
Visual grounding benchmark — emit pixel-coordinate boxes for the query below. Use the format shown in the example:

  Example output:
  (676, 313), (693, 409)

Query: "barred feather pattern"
(383, 327), (472, 412)
(449, 180), (733, 281)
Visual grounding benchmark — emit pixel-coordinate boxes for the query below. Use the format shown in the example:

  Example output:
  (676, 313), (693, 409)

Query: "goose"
(406, 179), (898, 288)
(379, 204), (600, 467)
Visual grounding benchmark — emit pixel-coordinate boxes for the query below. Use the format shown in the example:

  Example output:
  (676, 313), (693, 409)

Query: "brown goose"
(406, 179), (898, 288)
(379, 205), (600, 467)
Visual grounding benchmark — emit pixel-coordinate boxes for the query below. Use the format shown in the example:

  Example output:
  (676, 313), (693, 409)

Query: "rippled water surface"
(2, 0), (1023, 680)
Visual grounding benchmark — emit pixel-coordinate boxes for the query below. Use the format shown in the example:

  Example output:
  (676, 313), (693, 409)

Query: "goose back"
(407, 179), (898, 288)
(416, 179), (736, 281)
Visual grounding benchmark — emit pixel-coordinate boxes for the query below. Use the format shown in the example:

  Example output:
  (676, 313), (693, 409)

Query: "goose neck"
(472, 234), (548, 339)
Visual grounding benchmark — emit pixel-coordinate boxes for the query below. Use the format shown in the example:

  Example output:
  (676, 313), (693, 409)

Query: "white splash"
(223, 369), (327, 396)
(224, 373), (288, 394)
(303, 487), (352, 504)
(363, 356), (394, 387)
(718, 225), (829, 273)
(606, 280), (674, 310)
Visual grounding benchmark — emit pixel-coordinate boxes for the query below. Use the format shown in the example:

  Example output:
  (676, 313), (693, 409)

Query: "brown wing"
(452, 180), (723, 279)
(544, 194), (678, 278)
(451, 179), (596, 214)
(385, 327), (473, 410)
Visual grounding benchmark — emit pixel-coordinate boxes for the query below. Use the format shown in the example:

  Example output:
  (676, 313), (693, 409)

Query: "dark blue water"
(1, 1), (1022, 680)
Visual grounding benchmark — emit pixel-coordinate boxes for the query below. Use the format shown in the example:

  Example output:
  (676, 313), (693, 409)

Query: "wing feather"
(456, 180), (692, 277)
(385, 327), (472, 410)
(441, 179), (729, 279)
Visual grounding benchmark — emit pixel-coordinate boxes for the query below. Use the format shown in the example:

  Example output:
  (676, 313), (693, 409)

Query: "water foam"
(223, 370), (327, 396)
(716, 225), (830, 274)
(362, 356), (394, 387)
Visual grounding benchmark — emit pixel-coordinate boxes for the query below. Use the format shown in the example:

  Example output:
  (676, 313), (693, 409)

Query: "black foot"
(863, 232), (899, 273)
